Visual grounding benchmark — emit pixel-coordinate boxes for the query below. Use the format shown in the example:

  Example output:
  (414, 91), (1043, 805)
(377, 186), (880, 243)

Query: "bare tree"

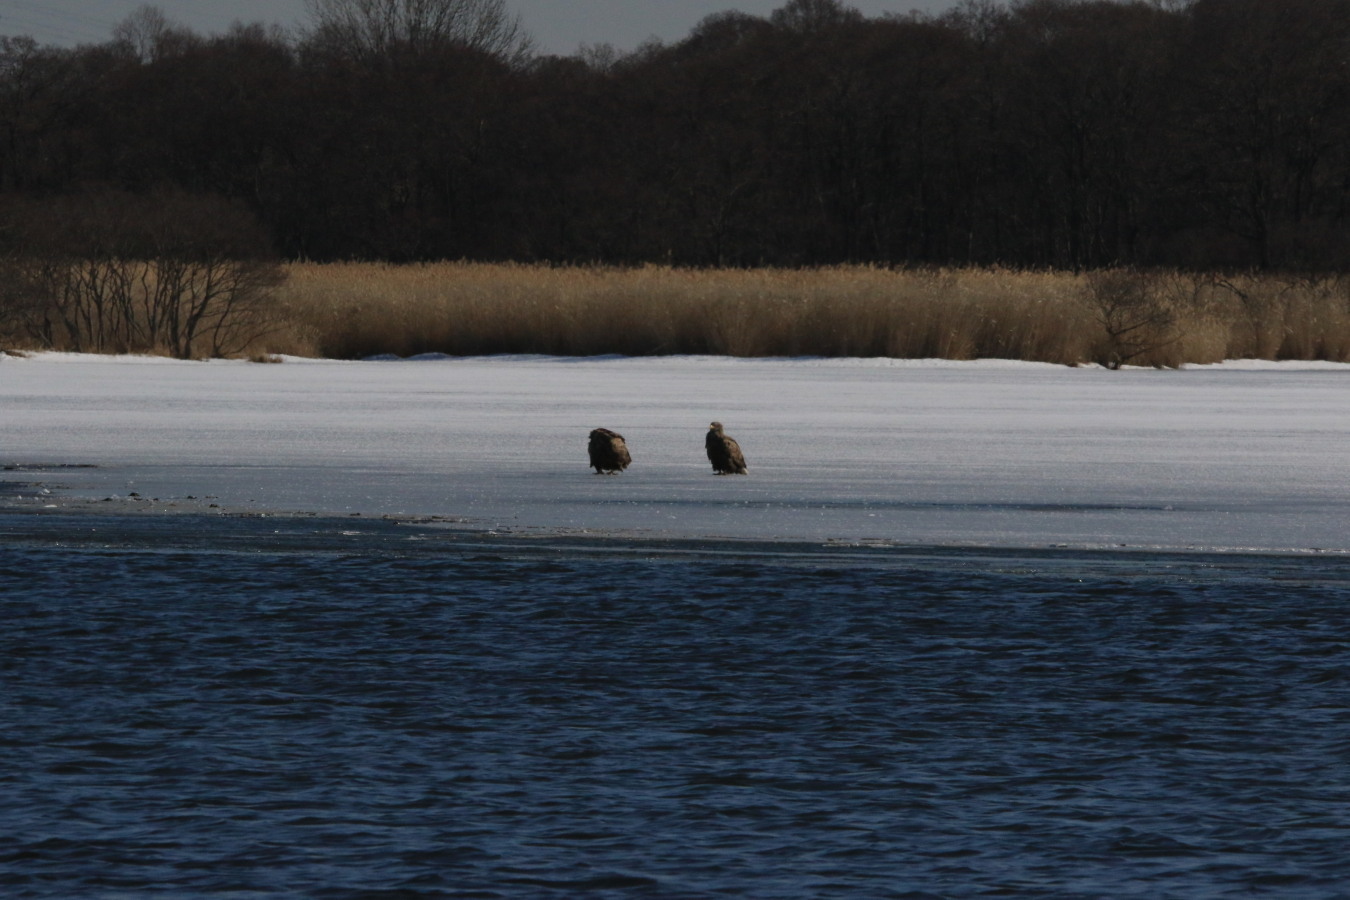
(111, 4), (199, 62)
(770, 0), (864, 33)
(303, 0), (533, 65)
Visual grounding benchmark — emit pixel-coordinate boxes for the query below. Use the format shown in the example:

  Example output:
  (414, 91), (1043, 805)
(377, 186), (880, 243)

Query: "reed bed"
(268, 263), (1350, 366)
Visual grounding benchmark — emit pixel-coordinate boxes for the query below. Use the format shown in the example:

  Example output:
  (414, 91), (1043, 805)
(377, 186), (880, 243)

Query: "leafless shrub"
(1277, 274), (1350, 360)
(1206, 272), (1350, 361)
(0, 190), (286, 359)
(1082, 268), (1182, 368)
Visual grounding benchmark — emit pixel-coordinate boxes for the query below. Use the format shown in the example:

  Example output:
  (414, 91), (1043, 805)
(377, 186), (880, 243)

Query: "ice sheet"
(3, 352), (1349, 553)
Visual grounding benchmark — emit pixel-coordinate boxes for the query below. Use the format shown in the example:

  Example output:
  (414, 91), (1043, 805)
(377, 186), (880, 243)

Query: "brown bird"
(588, 428), (632, 474)
(705, 421), (748, 474)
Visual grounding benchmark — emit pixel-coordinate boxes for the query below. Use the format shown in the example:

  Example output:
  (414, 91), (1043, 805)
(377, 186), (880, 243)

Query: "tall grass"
(270, 263), (1350, 365)
(276, 263), (1097, 360)
(13, 261), (1344, 364)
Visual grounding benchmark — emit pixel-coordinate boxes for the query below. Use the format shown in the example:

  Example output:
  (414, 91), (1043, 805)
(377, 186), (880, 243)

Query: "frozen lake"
(3, 352), (1349, 554)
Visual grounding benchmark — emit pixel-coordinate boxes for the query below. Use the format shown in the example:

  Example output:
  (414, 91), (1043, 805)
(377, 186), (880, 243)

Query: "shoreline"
(6, 470), (1350, 585)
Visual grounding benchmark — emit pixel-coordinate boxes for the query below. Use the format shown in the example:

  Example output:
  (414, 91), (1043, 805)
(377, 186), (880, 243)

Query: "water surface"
(2, 512), (1349, 898)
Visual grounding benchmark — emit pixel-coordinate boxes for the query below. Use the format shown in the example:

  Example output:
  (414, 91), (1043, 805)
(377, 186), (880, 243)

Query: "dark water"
(2, 514), (1349, 898)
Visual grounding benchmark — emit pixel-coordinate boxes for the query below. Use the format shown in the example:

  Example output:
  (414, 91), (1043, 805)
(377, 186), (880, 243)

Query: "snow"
(3, 352), (1349, 553)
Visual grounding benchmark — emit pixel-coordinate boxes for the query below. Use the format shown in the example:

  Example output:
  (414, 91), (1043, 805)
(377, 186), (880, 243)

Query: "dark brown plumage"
(705, 421), (747, 474)
(588, 427), (632, 473)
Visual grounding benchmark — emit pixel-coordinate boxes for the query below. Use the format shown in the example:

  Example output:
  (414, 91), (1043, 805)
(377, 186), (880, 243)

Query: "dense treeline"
(2, 0), (1350, 271)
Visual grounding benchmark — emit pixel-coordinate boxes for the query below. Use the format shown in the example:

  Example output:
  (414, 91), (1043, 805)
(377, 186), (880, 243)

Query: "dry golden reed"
(247, 263), (1350, 365)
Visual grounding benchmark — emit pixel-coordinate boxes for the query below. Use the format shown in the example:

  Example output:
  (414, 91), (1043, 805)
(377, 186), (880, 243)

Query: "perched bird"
(588, 427), (632, 474)
(705, 421), (748, 474)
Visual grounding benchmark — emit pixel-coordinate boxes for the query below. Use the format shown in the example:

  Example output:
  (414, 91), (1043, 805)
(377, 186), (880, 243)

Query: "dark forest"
(2, 0), (1349, 272)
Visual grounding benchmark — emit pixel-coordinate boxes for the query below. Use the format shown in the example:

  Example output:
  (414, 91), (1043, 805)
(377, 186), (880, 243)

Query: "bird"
(705, 421), (747, 474)
(588, 428), (632, 474)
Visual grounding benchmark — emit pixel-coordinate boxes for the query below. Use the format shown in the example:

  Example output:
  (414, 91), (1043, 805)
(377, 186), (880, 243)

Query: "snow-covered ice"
(3, 352), (1349, 553)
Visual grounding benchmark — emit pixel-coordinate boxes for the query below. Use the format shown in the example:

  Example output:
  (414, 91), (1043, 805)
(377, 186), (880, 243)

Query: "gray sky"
(1, 0), (960, 54)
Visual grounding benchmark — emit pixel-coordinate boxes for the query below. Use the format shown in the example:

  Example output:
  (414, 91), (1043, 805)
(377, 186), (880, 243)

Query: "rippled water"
(3, 513), (1349, 898)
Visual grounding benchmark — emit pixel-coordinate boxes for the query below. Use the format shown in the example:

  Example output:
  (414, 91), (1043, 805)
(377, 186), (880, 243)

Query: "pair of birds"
(588, 422), (748, 475)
